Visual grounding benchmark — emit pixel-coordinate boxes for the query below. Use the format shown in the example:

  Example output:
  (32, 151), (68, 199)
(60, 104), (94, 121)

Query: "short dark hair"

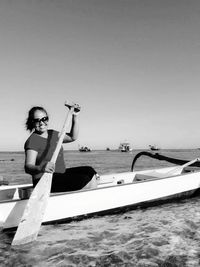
(25, 106), (48, 132)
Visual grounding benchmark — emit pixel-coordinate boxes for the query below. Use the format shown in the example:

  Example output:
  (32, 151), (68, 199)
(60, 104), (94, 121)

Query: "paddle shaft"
(51, 107), (74, 163)
(11, 105), (75, 246)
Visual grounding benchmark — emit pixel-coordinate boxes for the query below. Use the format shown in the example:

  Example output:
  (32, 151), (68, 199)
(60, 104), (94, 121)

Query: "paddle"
(11, 102), (76, 246)
(163, 157), (200, 177)
(144, 158), (200, 179)
(134, 158), (200, 181)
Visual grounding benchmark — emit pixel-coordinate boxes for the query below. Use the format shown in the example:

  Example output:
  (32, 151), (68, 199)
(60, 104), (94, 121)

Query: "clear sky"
(0, 0), (200, 151)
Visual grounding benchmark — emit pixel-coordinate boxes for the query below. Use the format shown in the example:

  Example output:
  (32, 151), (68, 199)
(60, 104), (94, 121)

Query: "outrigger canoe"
(1, 152), (200, 230)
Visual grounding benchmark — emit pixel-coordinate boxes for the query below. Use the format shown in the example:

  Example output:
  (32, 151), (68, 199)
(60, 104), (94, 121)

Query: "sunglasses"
(32, 116), (49, 124)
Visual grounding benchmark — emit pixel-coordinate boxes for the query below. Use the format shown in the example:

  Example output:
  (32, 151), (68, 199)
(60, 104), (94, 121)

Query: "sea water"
(1, 149), (200, 267)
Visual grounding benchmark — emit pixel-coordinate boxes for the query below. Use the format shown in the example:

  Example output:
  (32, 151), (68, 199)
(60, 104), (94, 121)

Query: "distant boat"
(106, 147), (110, 151)
(149, 145), (160, 151)
(119, 142), (132, 152)
(79, 146), (91, 152)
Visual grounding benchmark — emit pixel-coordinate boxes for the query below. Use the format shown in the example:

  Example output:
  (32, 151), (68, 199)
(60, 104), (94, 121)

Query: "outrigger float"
(1, 152), (200, 231)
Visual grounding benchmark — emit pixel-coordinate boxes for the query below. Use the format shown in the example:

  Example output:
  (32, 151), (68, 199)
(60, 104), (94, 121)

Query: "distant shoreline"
(0, 148), (199, 153)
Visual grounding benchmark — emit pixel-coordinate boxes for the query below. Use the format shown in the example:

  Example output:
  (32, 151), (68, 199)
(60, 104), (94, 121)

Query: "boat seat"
(134, 174), (161, 182)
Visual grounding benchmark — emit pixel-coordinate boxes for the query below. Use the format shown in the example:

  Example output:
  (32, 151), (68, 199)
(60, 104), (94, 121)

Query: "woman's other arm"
(63, 104), (80, 143)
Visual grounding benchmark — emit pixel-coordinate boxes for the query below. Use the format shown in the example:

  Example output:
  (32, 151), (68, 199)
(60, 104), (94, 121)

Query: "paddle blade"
(11, 172), (52, 246)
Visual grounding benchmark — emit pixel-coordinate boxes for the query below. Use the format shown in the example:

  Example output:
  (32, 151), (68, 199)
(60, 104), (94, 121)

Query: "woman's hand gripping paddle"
(11, 102), (76, 246)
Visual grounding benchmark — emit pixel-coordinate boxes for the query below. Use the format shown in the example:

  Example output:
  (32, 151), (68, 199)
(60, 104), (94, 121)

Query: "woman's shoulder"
(24, 133), (37, 150)
(24, 132), (46, 150)
(25, 132), (35, 143)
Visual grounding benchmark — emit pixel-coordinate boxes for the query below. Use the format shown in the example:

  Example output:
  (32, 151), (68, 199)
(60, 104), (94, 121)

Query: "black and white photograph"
(1, 1), (200, 266)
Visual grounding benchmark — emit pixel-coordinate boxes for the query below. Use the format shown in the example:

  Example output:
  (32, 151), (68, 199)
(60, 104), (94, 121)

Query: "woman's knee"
(83, 174), (98, 189)
(82, 166), (97, 176)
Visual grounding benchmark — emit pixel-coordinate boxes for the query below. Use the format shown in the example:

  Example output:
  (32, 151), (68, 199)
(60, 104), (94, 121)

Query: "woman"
(24, 104), (98, 192)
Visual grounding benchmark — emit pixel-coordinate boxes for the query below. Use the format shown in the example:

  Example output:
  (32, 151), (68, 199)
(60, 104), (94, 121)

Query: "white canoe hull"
(1, 166), (200, 229)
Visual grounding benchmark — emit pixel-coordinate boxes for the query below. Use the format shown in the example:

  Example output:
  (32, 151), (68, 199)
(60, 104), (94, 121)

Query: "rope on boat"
(131, 151), (200, 171)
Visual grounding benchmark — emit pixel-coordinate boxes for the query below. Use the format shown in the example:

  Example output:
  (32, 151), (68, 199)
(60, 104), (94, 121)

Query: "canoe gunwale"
(3, 187), (200, 232)
(1, 169), (199, 205)
(2, 166), (200, 230)
(0, 171), (194, 205)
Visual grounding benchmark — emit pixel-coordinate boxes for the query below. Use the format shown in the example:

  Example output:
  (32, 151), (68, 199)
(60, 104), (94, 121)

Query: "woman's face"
(32, 110), (49, 134)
